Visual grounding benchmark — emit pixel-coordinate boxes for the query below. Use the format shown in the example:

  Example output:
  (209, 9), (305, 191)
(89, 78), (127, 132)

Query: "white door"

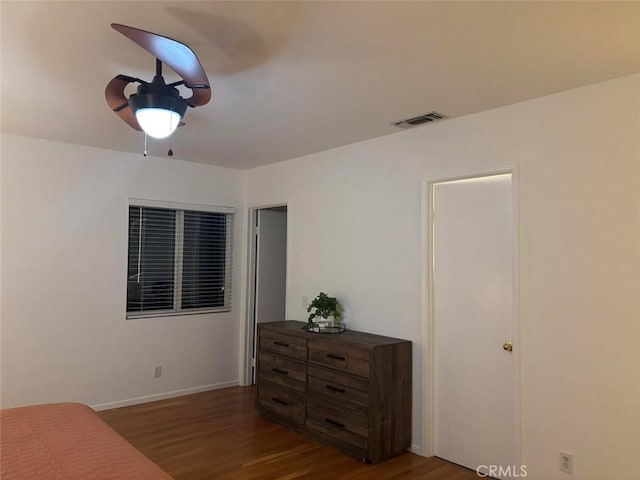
(432, 173), (517, 477)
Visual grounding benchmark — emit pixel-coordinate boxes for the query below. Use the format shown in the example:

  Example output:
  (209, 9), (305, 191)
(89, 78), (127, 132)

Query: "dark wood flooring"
(98, 386), (477, 480)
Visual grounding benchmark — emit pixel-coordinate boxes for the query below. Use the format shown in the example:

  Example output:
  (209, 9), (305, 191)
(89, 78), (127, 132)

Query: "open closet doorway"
(246, 205), (288, 384)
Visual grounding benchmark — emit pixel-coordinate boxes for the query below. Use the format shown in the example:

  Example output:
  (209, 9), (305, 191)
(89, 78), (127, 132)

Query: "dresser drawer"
(308, 366), (369, 412)
(258, 380), (306, 424)
(258, 350), (307, 393)
(260, 329), (307, 361)
(306, 399), (367, 449)
(308, 340), (370, 378)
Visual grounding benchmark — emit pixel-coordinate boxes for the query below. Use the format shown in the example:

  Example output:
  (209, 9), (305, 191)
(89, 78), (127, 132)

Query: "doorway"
(246, 205), (288, 384)
(425, 171), (520, 478)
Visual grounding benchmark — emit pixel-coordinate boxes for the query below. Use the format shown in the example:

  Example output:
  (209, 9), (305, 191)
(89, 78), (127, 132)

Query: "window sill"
(126, 308), (231, 320)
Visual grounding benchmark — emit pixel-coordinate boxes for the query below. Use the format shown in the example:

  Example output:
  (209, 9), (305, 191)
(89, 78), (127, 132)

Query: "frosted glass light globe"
(135, 108), (181, 139)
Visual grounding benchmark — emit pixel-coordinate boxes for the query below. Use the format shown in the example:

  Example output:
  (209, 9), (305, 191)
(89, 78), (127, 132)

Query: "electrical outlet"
(154, 366), (162, 378)
(559, 451), (573, 474)
(302, 296), (308, 308)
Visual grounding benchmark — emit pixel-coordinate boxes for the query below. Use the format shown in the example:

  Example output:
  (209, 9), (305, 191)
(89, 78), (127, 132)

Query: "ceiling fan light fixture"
(135, 108), (181, 139)
(129, 88), (189, 139)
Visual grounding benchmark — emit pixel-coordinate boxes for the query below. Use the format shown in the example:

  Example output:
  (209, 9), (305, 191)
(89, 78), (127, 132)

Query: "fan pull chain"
(143, 132), (148, 157)
(168, 108), (175, 156)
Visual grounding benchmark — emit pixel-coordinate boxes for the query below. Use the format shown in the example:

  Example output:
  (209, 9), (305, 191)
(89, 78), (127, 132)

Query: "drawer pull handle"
(273, 341), (289, 347)
(272, 368), (289, 376)
(326, 353), (346, 361)
(325, 385), (346, 394)
(325, 418), (345, 429)
(271, 397), (288, 406)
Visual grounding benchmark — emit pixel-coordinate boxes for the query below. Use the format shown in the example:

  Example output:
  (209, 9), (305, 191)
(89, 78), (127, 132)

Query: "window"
(126, 199), (234, 318)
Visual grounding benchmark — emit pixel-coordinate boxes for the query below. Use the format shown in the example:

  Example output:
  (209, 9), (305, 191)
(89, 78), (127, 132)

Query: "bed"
(0, 402), (172, 480)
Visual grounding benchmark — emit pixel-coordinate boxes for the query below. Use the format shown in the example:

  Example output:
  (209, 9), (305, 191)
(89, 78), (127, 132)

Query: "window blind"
(181, 210), (231, 310)
(126, 203), (233, 318)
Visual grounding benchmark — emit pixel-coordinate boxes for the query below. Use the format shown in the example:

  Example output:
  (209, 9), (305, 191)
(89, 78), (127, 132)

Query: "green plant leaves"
(307, 292), (341, 323)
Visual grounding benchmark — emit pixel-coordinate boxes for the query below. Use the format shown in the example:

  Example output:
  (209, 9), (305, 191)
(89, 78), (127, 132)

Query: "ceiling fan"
(105, 23), (211, 149)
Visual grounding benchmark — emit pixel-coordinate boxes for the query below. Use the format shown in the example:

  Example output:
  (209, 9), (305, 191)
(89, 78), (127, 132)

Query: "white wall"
(244, 75), (640, 480)
(1, 75), (637, 479)
(0, 134), (245, 409)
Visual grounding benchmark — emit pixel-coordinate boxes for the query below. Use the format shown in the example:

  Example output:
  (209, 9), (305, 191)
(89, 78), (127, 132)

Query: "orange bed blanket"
(0, 402), (172, 480)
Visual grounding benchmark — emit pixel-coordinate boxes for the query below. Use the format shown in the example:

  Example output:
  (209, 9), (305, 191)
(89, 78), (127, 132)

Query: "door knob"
(503, 341), (513, 352)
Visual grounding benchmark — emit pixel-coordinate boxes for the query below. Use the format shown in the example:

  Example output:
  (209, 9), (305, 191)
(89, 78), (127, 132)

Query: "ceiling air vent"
(392, 111), (447, 129)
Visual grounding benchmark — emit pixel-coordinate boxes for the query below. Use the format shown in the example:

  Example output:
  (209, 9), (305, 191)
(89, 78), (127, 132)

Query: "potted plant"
(304, 292), (343, 332)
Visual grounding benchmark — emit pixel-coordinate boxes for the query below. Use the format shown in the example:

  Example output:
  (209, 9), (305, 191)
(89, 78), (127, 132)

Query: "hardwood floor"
(99, 386), (478, 480)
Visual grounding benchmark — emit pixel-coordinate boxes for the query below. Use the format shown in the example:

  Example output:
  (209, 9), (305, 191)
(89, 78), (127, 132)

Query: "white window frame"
(126, 198), (236, 319)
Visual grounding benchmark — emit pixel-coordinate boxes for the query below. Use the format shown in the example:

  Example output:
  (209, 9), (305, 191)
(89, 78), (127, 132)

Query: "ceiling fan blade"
(184, 85), (211, 108)
(111, 23), (211, 106)
(105, 75), (142, 131)
(115, 105), (142, 132)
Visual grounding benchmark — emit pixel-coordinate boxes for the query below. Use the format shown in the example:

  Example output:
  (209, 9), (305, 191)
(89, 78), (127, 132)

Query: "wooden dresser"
(255, 320), (412, 463)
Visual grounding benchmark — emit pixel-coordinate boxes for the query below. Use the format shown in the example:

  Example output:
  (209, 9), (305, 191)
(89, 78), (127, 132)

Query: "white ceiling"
(1, 1), (638, 169)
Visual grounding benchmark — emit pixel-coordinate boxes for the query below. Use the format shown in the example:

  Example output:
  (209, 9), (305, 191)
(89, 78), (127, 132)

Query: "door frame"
(243, 203), (289, 385)
(421, 166), (521, 463)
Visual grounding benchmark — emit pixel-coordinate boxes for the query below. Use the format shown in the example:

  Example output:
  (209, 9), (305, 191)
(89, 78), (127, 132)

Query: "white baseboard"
(91, 380), (240, 411)
(409, 443), (425, 456)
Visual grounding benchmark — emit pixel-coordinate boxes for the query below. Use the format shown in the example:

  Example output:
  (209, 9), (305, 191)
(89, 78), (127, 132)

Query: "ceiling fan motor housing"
(129, 82), (188, 119)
